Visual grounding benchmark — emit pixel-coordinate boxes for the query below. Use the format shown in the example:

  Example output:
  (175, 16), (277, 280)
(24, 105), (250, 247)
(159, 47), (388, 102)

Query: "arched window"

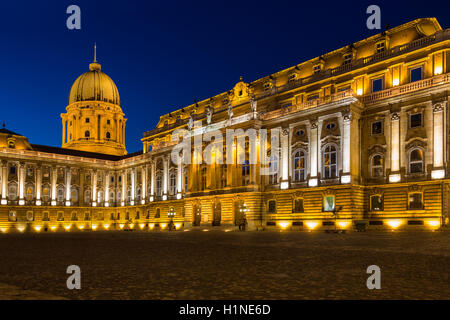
(26, 185), (34, 201)
(57, 187), (65, 202)
(84, 189), (91, 203)
(371, 154), (384, 178)
(126, 189), (131, 202)
(109, 191), (115, 202)
(169, 172), (177, 195)
(268, 200), (277, 213)
(8, 184), (17, 200)
(84, 130), (90, 138)
(183, 167), (188, 192)
(136, 187), (141, 201)
(323, 144), (337, 179)
(42, 187), (50, 202)
(71, 188), (78, 202)
(409, 148), (424, 173)
(156, 173), (162, 196)
(242, 160), (250, 176)
(8, 140), (15, 148)
(293, 150), (306, 181)
(268, 155), (278, 185)
(106, 132), (111, 140)
(155, 208), (160, 218)
(98, 190), (104, 203)
(117, 191), (121, 202)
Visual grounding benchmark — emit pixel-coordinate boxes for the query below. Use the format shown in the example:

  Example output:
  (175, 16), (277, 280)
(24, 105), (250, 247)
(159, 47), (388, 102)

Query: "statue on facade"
(188, 113), (194, 131)
(228, 103), (233, 122)
(206, 107), (213, 125)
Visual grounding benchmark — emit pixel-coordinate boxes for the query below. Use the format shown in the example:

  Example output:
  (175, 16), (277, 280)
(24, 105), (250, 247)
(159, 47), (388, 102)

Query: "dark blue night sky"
(0, 0), (448, 153)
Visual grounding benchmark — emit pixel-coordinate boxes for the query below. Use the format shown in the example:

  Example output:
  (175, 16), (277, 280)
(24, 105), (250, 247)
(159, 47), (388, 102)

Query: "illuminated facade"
(0, 18), (448, 232)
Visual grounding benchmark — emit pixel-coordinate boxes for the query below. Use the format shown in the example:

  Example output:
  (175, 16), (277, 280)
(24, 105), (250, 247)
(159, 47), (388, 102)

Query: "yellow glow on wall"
(0, 227), (8, 233)
(387, 220), (402, 229)
(78, 224), (85, 230)
(129, 224), (134, 229)
(17, 226), (26, 232)
(149, 223), (155, 230)
(306, 221), (318, 230)
(434, 66), (443, 75)
(92, 224), (98, 230)
(64, 224), (71, 231)
(119, 224), (125, 229)
(356, 88), (363, 96)
(426, 220), (440, 228)
(50, 225), (57, 231)
(160, 223), (167, 229)
(103, 224), (110, 229)
(34, 225), (42, 232)
(174, 223), (182, 230)
(277, 221), (291, 229)
(392, 78), (399, 86)
(337, 221), (350, 228)
(139, 223), (145, 229)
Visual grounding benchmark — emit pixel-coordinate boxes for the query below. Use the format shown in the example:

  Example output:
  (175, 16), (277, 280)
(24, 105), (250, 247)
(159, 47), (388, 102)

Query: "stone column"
(131, 168), (136, 205)
(122, 170), (127, 206)
(1, 161), (7, 204)
(105, 171), (110, 206)
(177, 158), (182, 199)
(150, 160), (155, 201)
(35, 165), (42, 205)
(341, 112), (352, 184)
(92, 170), (97, 206)
(141, 165), (146, 204)
(18, 162), (25, 205)
(65, 167), (72, 206)
(163, 156), (169, 200)
(51, 166), (57, 206)
(280, 128), (289, 189)
(432, 102), (446, 179)
(62, 119), (66, 145)
(389, 112), (401, 183)
(308, 121), (319, 187)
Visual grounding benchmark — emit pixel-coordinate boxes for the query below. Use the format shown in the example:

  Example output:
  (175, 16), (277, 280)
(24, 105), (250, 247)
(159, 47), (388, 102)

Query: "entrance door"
(212, 202), (221, 226)
(193, 204), (201, 226)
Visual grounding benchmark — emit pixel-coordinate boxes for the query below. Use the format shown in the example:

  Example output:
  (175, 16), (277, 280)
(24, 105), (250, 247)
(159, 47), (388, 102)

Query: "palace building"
(0, 17), (449, 232)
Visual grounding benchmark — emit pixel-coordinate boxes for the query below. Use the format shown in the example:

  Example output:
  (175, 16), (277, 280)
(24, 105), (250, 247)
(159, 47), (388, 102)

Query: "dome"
(68, 60), (121, 106)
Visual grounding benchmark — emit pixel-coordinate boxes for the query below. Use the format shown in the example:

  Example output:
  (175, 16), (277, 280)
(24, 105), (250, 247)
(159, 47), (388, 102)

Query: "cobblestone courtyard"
(0, 230), (448, 299)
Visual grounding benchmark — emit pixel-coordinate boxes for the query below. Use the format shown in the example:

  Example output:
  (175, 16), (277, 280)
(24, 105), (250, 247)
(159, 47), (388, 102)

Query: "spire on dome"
(89, 42), (101, 71)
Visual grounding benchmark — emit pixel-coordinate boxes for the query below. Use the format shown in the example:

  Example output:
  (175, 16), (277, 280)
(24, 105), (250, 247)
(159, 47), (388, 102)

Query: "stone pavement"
(0, 283), (66, 300)
(0, 230), (448, 299)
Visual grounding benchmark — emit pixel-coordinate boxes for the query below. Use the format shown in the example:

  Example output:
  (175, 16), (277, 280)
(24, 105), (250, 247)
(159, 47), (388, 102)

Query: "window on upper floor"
(371, 77), (384, 93)
(263, 82), (271, 91)
(409, 148), (424, 174)
(288, 73), (297, 82)
(268, 155), (278, 185)
(85, 130), (90, 138)
(376, 41), (385, 53)
(107, 119), (111, 125)
(370, 195), (383, 211)
(9, 165), (16, 175)
(371, 121), (383, 135)
(8, 140), (15, 148)
(293, 150), (306, 182)
(307, 94), (319, 101)
(85, 117), (90, 123)
(313, 64), (322, 74)
(409, 66), (423, 83)
(409, 112), (422, 128)
(323, 144), (337, 179)
(371, 154), (384, 178)
(343, 53), (353, 65)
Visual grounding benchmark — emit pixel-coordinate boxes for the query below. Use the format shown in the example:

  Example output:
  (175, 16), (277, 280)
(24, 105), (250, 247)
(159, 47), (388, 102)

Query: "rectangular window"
(85, 118), (90, 123)
(43, 212), (50, 221)
(307, 94), (319, 101)
(268, 200), (276, 213)
(57, 212), (64, 221)
(313, 64), (321, 74)
(376, 42), (385, 53)
(409, 193), (423, 210)
(323, 196), (335, 212)
(371, 77), (384, 93)
(337, 86), (351, 92)
(263, 83), (271, 91)
(293, 199), (304, 213)
(9, 166), (16, 175)
(409, 66), (423, 82)
(26, 211), (34, 222)
(343, 53), (352, 65)
(371, 121), (383, 135)
(288, 74), (296, 82)
(8, 211), (17, 222)
(410, 113), (422, 128)
(370, 195), (383, 211)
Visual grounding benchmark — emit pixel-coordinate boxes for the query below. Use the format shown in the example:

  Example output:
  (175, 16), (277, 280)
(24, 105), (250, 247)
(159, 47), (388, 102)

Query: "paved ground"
(0, 229), (448, 300)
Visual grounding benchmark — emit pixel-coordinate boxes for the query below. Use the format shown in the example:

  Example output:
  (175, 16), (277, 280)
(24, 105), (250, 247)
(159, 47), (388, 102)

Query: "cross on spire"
(94, 43), (97, 63)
